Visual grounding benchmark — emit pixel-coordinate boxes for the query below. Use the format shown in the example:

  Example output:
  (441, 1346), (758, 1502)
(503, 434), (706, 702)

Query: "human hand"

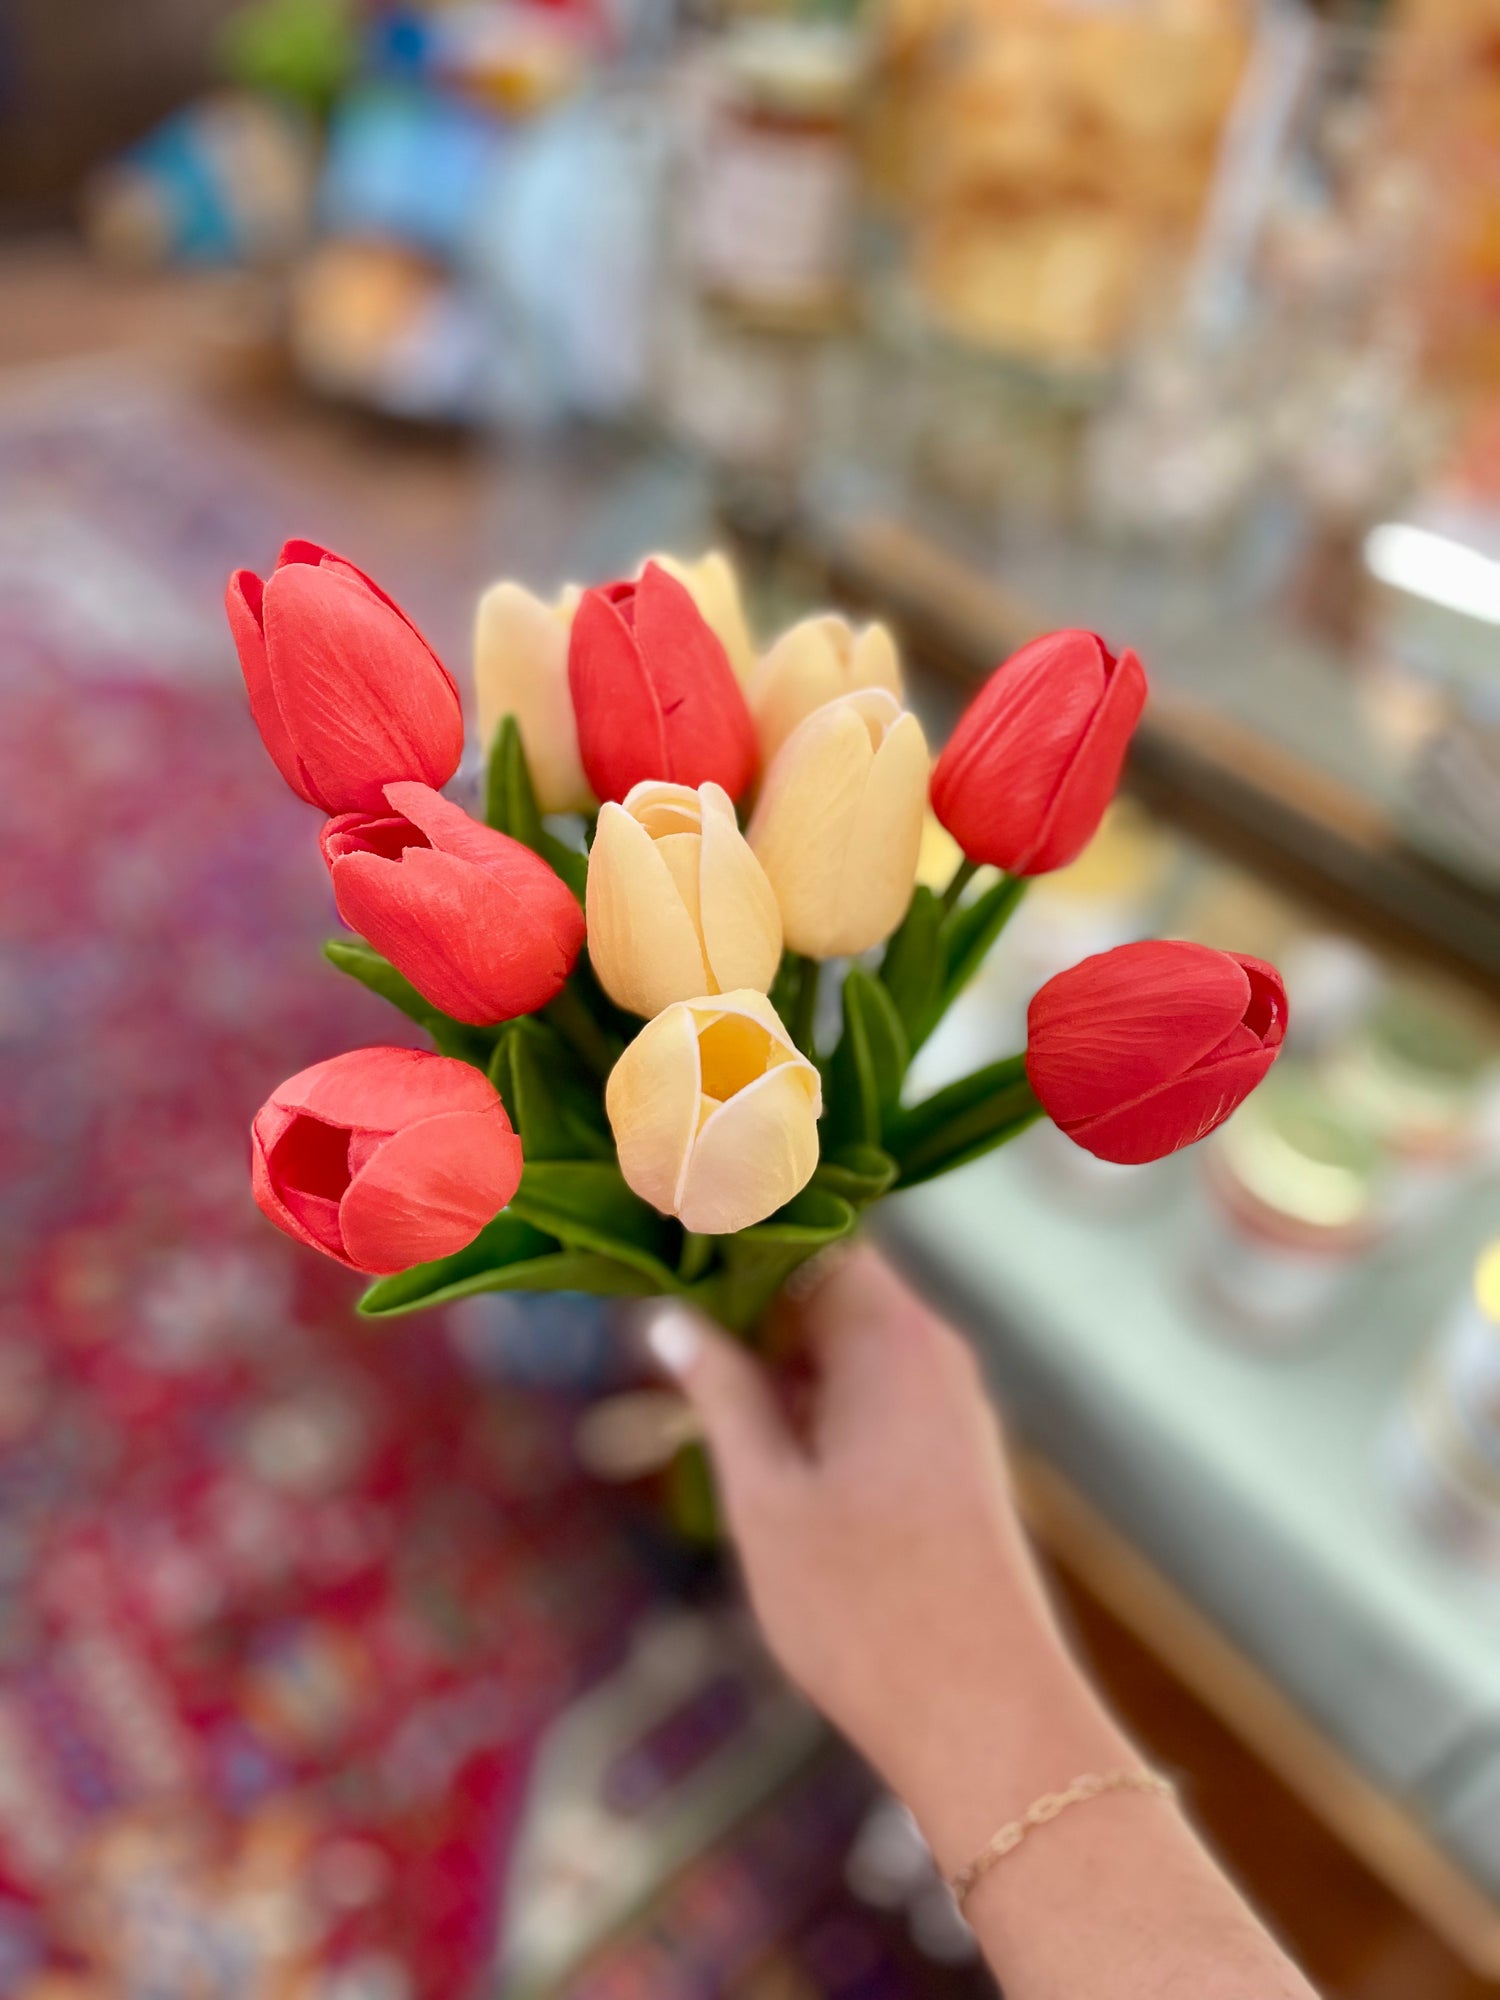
(646, 1246), (1132, 1870)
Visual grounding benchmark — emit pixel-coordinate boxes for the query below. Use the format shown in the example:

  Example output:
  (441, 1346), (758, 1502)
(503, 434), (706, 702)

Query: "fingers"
(643, 1304), (803, 1500)
(795, 1245), (988, 1455)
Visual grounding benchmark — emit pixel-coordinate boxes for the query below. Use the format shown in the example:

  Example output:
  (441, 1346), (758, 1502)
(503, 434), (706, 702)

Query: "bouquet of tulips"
(232, 541), (1287, 1341)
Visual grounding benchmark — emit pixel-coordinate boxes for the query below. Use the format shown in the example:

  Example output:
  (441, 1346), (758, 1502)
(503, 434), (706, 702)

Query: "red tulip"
(322, 782), (584, 1025)
(1026, 942), (1288, 1164)
(568, 561), (757, 803)
(226, 539), (464, 815)
(252, 1046), (522, 1273)
(931, 630), (1146, 875)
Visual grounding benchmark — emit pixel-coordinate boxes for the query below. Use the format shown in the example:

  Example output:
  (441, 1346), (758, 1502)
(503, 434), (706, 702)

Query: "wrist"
(886, 1615), (1139, 1877)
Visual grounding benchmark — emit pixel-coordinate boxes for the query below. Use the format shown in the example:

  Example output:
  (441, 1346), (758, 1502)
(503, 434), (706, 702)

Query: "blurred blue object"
(467, 82), (671, 424)
(320, 83), (505, 259)
(367, 7), (437, 80)
(446, 1290), (628, 1390)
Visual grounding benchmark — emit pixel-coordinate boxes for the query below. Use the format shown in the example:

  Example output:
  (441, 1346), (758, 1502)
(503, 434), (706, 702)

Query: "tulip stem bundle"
(235, 545), (1288, 1351)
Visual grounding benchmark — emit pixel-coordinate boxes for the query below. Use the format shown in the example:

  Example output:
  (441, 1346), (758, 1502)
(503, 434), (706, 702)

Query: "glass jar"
(685, 23), (864, 333)
(1324, 986), (1494, 1229)
(1193, 1067), (1384, 1349)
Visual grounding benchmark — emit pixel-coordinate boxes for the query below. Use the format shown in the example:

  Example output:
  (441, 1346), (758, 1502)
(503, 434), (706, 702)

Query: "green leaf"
(825, 966), (909, 1150)
(888, 1054), (1042, 1187)
(484, 714), (588, 900)
(929, 874), (1028, 1042)
(360, 1249), (658, 1317)
(691, 1185), (858, 1336)
(488, 1018), (613, 1161)
(879, 887), (945, 1043)
(813, 1142), (898, 1207)
(356, 1211), (551, 1316)
(323, 938), (495, 1065)
(508, 1159), (682, 1290)
(668, 1441), (721, 1542)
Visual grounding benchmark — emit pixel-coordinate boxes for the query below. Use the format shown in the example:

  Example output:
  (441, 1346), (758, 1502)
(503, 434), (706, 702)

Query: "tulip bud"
(569, 562), (757, 804)
(252, 1046), (522, 1273)
(1027, 941), (1288, 1165)
(473, 579), (593, 814)
(226, 539), (463, 816)
(649, 550), (759, 686)
(322, 781), (584, 1025)
(749, 614), (903, 765)
(607, 991), (821, 1234)
(749, 689), (929, 959)
(587, 781), (782, 1018)
(931, 629), (1146, 876)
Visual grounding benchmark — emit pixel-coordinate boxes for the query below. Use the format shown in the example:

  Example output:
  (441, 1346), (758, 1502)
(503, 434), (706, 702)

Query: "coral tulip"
(650, 549), (759, 686)
(749, 614), (902, 765)
(252, 1046), (522, 1273)
(607, 991), (821, 1234)
(1026, 942), (1288, 1164)
(749, 689), (928, 958)
(226, 539), (463, 815)
(569, 562), (757, 804)
(932, 629), (1146, 876)
(322, 782), (584, 1025)
(587, 780), (782, 1017)
(473, 579), (592, 813)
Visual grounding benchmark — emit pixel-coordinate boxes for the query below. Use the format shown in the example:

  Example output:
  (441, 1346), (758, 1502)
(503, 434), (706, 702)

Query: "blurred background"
(4, 0), (1500, 1993)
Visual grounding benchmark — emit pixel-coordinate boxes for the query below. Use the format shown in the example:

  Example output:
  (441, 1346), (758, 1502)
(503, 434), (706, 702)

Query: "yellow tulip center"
(693, 1010), (803, 1132)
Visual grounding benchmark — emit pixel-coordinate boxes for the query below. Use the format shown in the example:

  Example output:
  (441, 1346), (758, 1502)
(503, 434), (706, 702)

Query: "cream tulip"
(647, 550), (758, 686)
(749, 615), (903, 764)
(587, 781), (783, 1018)
(473, 579), (592, 814)
(749, 689), (929, 958)
(606, 990), (822, 1233)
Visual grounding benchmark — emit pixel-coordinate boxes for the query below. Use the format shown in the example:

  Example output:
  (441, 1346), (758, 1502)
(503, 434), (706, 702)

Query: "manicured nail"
(646, 1307), (701, 1377)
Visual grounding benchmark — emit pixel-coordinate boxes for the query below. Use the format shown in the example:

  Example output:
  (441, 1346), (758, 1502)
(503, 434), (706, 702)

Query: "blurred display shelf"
(745, 498), (1500, 1001)
(879, 1137), (1500, 1976)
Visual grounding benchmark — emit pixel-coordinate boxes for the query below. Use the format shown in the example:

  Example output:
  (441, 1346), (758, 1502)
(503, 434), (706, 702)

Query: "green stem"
(789, 954), (822, 1058)
(940, 855), (979, 914)
(543, 982), (618, 1081)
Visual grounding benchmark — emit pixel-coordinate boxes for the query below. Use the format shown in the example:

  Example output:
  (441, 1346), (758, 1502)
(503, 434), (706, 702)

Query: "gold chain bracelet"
(948, 1769), (1175, 1914)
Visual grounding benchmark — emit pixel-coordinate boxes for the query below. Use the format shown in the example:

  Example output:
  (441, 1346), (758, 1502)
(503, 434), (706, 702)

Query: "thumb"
(644, 1304), (801, 1498)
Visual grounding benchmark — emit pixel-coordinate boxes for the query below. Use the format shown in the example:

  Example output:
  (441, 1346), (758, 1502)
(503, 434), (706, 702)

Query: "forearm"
(885, 1607), (1318, 2000)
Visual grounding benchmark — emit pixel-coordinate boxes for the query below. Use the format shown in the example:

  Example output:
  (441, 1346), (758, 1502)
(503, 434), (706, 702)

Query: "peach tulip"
(749, 689), (929, 958)
(749, 614), (902, 764)
(587, 780), (782, 1018)
(472, 579), (592, 814)
(606, 991), (821, 1233)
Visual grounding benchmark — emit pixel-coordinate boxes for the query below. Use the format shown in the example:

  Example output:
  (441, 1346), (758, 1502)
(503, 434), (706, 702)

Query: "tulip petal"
(262, 563), (463, 813)
(653, 550), (758, 686)
(473, 579), (592, 813)
(750, 695), (880, 955)
(332, 845), (577, 1024)
(1026, 941), (1253, 1128)
(1025, 645), (1147, 873)
(227, 567), (312, 803)
(340, 1106), (523, 1273)
(586, 804), (709, 1016)
(569, 588), (671, 802)
(279, 540), (440, 650)
(252, 1107), (356, 1265)
(606, 1006), (703, 1217)
(1065, 1046), (1281, 1165)
(634, 564), (757, 798)
(838, 707), (928, 954)
(678, 1063), (821, 1233)
(697, 783), (782, 995)
(271, 1045), (499, 1131)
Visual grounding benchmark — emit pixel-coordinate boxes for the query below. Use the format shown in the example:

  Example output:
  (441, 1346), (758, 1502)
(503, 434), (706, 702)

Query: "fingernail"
(645, 1307), (701, 1377)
